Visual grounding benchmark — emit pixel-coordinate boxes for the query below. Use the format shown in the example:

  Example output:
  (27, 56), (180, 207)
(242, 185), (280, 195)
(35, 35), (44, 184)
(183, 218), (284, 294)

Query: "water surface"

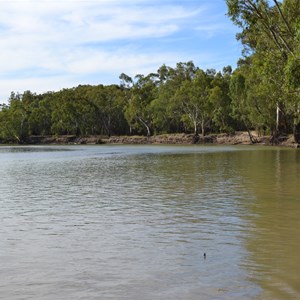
(0, 145), (299, 299)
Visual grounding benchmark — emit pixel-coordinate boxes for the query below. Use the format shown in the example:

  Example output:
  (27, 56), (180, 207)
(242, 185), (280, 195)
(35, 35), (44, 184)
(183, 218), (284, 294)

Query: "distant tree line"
(0, 63), (236, 143)
(0, 0), (299, 143)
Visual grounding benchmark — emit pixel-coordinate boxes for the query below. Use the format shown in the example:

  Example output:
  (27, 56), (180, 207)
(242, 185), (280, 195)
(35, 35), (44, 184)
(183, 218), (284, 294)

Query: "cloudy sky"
(0, 0), (242, 103)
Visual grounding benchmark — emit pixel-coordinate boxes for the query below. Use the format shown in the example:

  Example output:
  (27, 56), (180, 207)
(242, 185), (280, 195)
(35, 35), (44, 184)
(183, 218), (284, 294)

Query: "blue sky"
(0, 0), (242, 103)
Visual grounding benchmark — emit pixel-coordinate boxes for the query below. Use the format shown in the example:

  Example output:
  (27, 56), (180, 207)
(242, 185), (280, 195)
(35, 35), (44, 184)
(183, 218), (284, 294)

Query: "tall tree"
(229, 71), (257, 143)
(174, 69), (212, 136)
(209, 67), (234, 133)
(227, 0), (300, 140)
(124, 73), (158, 137)
(0, 92), (29, 143)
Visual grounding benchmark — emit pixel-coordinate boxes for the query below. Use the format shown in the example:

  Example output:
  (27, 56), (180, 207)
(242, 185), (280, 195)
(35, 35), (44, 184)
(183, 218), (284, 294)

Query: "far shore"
(2, 132), (298, 148)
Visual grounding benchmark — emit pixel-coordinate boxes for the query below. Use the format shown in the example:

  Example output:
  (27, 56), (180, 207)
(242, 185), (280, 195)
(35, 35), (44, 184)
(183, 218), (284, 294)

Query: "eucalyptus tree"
(73, 85), (100, 135)
(226, 0), (300, 139)
(50, 88), (89, 135)
(0, 92), (29, 142)
(173, 69), (212, 136)
(151, 61), (200, 134)
(229, 71), (258, 143)
(151, 67), (180, 133)
(119, 73), (135, 135)
(245, 53), (286, 135)
(0, 104), (12, 141)
(103, 85), (128, 136)
(123, 73), (158, 137)
(209, 67), (234, 133)
(86, 84), (127, 136)
(28, 92), (54, 135)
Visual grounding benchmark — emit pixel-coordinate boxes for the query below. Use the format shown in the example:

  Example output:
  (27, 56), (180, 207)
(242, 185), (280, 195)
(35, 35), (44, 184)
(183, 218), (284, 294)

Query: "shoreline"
(3, 132), (298, 148)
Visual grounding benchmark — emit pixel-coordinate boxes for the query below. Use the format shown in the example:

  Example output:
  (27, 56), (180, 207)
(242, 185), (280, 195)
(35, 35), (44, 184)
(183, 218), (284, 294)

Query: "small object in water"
(204, 253), (206, 259)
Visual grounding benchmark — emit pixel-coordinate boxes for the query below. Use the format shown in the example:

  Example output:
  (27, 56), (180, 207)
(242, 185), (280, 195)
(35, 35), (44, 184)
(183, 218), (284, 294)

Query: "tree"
(124, 73), (158, 137)
(86, 84), (127, 136)
(173, 70), (212, 136)
(28, 94), (53, 135)
(0, 93), (29, 143)
(229, 71), (257, 143)
(51, 88), (87, 135)
(209, 68), (234, 133)
(226, 0), (300, 140)
(151, 62), (200, 134)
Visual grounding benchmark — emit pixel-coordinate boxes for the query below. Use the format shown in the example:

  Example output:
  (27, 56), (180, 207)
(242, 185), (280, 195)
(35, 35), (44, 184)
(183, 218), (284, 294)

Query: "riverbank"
(14, 131), (298, 148)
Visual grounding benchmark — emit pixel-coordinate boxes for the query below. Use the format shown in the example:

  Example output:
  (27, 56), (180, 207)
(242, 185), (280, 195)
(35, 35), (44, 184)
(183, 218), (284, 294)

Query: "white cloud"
(0, 0), (240, 103)
(195, 23), (235, 38)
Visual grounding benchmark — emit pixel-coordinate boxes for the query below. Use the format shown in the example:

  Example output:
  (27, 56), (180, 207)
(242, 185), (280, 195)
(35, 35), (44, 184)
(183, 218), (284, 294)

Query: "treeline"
(0, 63), (237, 143)
(1, 0), (299, 143)
(0, 60), (298, 143)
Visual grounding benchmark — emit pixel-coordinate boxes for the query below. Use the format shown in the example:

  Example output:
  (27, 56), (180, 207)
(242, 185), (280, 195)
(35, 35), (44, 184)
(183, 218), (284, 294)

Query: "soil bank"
(21, 132), (299, 148)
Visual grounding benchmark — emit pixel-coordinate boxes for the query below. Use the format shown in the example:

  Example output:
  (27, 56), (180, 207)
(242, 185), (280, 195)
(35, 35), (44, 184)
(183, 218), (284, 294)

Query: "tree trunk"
(193, 120), (198, 136)
(201, 120), (205, 136)
(276, 103), (285, 134)
(145, 124), (150, 137)
(103, 116), (112, 137)
(137, 116), (151, 137)
(242, 118), (256, 143)
(276, 104), (280, 132)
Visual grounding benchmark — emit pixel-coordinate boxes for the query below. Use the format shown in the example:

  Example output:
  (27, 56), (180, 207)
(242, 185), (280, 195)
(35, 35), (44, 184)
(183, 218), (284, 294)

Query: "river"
(0, 145), (299, 299)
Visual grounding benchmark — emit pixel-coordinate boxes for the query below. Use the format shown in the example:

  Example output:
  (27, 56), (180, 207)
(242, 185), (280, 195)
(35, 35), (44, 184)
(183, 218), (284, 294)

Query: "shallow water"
(0, 145), (299, 299)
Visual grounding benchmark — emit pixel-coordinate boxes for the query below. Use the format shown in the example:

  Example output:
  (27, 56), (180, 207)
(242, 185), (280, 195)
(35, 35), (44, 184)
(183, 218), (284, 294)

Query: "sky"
(0, 0), (243, 103)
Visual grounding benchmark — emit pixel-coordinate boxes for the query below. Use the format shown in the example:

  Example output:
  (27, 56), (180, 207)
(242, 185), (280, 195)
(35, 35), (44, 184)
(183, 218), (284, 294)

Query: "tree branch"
(273, 0), (293, 35)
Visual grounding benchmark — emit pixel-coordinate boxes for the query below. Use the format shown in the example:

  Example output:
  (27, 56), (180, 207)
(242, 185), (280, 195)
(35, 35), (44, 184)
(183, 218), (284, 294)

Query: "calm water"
(0, 145), (299, 299)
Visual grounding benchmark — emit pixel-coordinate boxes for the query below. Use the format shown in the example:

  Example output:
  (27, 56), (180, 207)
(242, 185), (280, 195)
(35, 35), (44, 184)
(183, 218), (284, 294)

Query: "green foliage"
(173, 70), (213, 135)
(285, 56), (300, 89)
(0, 62), (237, 142)
(226, 0), (300, 138)
(210, 70), (234, 132)
(0, 94), (29, 142)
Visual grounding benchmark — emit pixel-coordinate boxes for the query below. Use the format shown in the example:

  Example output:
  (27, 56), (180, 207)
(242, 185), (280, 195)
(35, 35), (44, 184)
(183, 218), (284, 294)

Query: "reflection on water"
(0, 145), (299, 299)
(239, 149), (300, 300)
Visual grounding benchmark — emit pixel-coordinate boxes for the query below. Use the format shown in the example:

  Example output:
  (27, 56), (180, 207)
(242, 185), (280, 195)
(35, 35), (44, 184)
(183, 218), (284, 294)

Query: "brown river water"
(0, 145), (299, 299)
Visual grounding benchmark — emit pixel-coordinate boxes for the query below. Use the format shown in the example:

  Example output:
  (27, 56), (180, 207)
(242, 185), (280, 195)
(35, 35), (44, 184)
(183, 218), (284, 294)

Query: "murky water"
(0, 145), (299, 299)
